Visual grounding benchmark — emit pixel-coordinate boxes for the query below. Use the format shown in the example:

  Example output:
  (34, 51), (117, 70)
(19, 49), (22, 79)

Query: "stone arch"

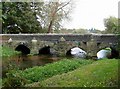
(15, 42), (30, 55)
(37, 41), (55, 49)
(38, 45), (57, 56)
(13, 41), (30, 49)
(38, 45), (51, 55)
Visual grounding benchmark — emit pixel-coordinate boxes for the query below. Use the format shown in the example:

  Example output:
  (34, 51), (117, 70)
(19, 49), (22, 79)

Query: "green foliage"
(74, 28), (89, 34)
(2, 1), (73, 33)
(19, 59), (93, 83)
(0, 78), (2, 89)
(2, 70), (30, 87)
(2, 59), (93, 87)
(2, 59), (118, 87)
(88, 28), (103, 34)
(0, 46), (20, 57)
(0, 3), (2, 21)
(2, 2), (42, 33)
(0, 3), (2, 33)
(104, 16), (119, 34)
(40, 59), (118, 87)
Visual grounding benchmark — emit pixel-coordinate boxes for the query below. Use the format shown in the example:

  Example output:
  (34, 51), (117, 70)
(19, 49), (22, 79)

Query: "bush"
(2, 70), (30, 87)
(1, 46), (21, 57)
(18, 59), (93, 83)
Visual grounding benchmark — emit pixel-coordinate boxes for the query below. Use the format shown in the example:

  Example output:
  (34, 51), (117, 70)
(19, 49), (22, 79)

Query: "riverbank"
(2, 58), (119, 87)
(1, 46), (119, 88)
(0, 46), (20, 57)
(40, 59), (118, 87)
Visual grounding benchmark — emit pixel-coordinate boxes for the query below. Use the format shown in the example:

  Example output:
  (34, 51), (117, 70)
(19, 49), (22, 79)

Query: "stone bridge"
(1, 34), (120, 56)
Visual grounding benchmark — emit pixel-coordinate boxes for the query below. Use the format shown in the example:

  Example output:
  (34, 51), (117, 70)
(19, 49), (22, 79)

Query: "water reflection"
(2, 55), (60, 77)
(2, 55), (60, 69)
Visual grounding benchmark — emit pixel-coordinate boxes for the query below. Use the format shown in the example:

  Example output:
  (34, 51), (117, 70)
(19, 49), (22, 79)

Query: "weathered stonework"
(1, 34), (120, 57)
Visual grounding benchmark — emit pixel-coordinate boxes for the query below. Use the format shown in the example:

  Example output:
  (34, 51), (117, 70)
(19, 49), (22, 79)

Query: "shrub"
(1, 46), (21, 57)
(18, 59), (93, 83)
(2, 70), (30, 87)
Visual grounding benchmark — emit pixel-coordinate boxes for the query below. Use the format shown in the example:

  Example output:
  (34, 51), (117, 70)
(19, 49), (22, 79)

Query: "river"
(2, 55), (61, 78)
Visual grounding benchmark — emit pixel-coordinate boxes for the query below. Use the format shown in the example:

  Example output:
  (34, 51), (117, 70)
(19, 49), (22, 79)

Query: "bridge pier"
(80, 42), (87, 51)
(54, 37), (68, 56)
(87, 38), (98, 57)
(31, 37), (38, 54)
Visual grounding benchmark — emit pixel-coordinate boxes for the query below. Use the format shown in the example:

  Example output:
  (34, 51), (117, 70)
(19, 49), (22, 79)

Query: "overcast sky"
(62, 0), (119, 30)
(1, 0), (119, 30)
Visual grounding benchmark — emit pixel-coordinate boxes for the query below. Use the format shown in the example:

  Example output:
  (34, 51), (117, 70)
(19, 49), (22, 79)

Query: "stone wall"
(1, 34), (120, 56)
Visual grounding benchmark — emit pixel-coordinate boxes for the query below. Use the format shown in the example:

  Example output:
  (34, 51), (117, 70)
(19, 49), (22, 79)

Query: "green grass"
(3, 59), (93, 87)
(0, 46), (21, 57)
(34, 59), (118, 87)
(18, 59), (93, 83)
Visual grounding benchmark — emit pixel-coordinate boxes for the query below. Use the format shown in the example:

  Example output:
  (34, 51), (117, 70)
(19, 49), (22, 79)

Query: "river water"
(2, 55), (61, 77)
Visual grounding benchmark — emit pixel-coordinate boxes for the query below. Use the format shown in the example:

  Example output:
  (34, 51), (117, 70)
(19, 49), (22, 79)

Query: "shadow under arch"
(15, 43), (30, 55)
(39, 45), (51, 55)
(38, 45), (58, 56)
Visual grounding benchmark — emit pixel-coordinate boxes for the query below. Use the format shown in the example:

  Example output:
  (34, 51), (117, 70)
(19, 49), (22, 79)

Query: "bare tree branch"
(56, 0), (71, 13)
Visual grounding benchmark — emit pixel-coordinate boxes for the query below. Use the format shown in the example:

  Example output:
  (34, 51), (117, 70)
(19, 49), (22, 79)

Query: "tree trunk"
(47, 1), (71, 33)
(47, 20), (53, 33)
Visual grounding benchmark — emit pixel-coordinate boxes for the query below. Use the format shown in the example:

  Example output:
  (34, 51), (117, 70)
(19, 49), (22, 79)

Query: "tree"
(104, 16), (120, 54)
(36, 0), (73, 33)
(2, 0), (73, 33)
(2, 2), (42, 33)
(104, 16), (119, 34)
(0, 3), (2, 34)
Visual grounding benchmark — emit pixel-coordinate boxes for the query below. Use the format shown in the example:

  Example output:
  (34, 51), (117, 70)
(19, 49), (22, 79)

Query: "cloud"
(63, 0), (119, 30)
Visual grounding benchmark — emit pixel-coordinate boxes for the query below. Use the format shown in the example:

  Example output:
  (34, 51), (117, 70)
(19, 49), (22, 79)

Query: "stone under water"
(97, 49), (111, 59)
(66, 47), (87, 58)
(97, 47), (119, 59)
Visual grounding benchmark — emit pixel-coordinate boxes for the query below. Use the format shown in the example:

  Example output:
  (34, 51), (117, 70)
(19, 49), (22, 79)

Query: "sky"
(1, 0), (119, 30)
(62, 0), (119, 30)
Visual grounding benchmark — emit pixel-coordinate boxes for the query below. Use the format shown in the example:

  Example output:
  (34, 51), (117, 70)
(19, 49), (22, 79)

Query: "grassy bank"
(39, 59), (118, 87)
(3, 59), (93, 87)
(0, 46), (20, 57)
(1, 46), (119, 87)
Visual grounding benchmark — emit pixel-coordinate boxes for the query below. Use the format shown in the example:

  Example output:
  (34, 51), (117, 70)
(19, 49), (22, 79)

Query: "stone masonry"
(1, 34), (120, 56)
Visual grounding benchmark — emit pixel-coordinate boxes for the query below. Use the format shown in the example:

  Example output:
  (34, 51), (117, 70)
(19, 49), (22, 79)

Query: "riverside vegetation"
(0, 46), (21, 57)
(1, 46), (119, 87)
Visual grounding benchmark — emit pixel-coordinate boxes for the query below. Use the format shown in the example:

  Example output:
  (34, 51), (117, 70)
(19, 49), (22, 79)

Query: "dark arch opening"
(66, 49), (72, 56)
(109, 46), (119, 59)
(97, 42), (101, 46)
(83, 42), (87, 45)
(98, 46), (119, 59)
(39, 46), (58, 56)
(66, 46), (78, 57)
(15, 44), (30, 55)
(39, 46), (51, 55)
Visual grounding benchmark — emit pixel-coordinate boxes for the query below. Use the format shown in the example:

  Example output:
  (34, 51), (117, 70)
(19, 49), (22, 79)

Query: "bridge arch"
(15, 42), (30, 55)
